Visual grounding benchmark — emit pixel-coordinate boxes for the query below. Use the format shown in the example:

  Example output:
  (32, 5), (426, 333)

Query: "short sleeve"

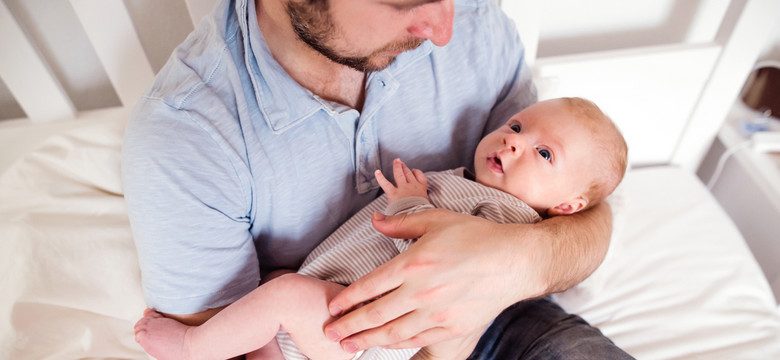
(482, 2), (538, 136)
(122, 97), (259, 314)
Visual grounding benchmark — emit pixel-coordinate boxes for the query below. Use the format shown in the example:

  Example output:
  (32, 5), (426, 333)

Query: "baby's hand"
(375, 158), (428, 205)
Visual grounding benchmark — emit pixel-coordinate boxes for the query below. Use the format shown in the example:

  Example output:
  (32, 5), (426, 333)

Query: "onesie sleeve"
(384, 196), (434, 216)
(471, 197), (542, 225)
(122, 97), (259, 314)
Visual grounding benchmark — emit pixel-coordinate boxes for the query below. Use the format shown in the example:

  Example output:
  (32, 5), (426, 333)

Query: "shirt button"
(380, 80), (387, 87)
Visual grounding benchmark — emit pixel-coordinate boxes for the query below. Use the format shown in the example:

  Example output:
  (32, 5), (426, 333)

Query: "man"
(123, 0), (632, 358)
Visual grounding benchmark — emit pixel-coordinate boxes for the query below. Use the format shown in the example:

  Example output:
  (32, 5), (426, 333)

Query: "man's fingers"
(382, 326), (453, 350)
(328, 286), (419, 348)
(372, 208), (459, 240)
(327, 259), (404, 317)
(338, 310), (439, 352)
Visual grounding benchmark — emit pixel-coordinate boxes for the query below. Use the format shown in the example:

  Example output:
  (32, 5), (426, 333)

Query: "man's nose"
(406, 0), (454, 46)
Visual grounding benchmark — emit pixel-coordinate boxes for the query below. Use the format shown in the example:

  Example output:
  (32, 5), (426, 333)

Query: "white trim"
(0, 1), (75, 122)
(69, 0), (155, 108)
(673, 0), (780, 170)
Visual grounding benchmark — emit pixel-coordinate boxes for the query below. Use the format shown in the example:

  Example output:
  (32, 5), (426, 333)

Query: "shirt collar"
(236, 0), (433, 134)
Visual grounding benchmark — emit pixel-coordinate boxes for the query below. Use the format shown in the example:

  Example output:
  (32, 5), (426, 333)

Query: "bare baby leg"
(134, 273), (354, 360)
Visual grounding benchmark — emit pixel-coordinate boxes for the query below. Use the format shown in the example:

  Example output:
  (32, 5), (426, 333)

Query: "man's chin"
(363, 56), (397, 72)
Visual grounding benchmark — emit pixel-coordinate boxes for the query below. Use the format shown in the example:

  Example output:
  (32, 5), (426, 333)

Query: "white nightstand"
(698, 101), (780, 303)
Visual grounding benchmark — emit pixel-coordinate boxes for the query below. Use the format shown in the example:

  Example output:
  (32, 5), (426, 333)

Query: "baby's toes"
(134, 326), (148, 345)
(143, 308), (163, 318)
(134, 316), (150, 334)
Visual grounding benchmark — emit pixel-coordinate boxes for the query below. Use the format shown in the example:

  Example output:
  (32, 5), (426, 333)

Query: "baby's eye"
(509, 124), (521, 133)
(537, 148), (552, 162)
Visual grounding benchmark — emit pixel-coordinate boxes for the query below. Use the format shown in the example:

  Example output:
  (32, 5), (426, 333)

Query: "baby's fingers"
(392, 159), (410, 184)
(412, 169), (427, 187)
(375, 170), (396, 194)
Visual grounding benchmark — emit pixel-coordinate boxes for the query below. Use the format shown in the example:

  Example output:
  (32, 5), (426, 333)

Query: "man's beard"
(286, 1), (424, 72)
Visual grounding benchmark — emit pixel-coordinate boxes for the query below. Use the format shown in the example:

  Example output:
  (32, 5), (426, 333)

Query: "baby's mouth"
(487, 154), (504, 173)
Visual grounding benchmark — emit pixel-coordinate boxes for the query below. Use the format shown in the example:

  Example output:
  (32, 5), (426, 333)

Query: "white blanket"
(0, 117), (778, 359)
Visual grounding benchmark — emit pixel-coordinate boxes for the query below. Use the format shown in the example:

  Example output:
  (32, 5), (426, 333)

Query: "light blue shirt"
(122, 0), (535, 314)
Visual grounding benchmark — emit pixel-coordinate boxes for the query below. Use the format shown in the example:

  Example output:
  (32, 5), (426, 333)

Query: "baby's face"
(473, 99), (596, 214)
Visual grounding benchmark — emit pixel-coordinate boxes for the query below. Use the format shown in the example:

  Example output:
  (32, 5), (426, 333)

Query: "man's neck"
(256, 0), (366, 111)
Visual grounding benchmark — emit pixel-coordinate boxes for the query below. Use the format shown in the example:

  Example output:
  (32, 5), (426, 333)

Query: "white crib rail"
(500, 0), (780, 170)
(0, 0), (217, 124)
(0, 0), (777, 172)
(0, 0), (75, 123)
(69, 0), (155, 110)
(0, 0), (216, 173)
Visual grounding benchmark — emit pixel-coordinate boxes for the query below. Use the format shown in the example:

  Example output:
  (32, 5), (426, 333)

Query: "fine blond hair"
(560, 97), (628, 208)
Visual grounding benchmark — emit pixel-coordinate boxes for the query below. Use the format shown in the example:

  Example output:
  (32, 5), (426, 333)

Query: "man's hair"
(561, 97), (628, 208)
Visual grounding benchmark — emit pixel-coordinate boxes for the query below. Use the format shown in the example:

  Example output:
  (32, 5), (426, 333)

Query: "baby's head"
(474, 97), (627, 216)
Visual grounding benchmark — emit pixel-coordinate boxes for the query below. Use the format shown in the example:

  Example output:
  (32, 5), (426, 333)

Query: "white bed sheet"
(0, 117), (778, 359)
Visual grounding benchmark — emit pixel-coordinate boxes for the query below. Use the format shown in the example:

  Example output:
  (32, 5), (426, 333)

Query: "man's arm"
(322, 201), (612, 352)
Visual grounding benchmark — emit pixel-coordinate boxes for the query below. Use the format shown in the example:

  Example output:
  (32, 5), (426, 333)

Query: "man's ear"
(548, 197), (588, 216)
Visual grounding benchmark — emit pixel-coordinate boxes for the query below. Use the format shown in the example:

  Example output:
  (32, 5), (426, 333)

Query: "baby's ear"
(548, 197), (587, 216)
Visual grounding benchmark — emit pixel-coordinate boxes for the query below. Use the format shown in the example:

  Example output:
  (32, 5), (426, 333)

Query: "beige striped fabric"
(277, 168), (541, 360)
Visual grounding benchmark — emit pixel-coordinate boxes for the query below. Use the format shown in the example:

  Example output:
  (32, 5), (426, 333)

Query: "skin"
(135, 105), (615, 359)
(154, 0), (612, 356)
(133, 159), (475, 360)
(473, 99), (596, 216)
(323, 101), (612, 353)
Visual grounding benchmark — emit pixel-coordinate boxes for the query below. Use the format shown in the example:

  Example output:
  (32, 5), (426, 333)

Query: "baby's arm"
(134, 273), (353, 360)
(375, 158), (428, 207)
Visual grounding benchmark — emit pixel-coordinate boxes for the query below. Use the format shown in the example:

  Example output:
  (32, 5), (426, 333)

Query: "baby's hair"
(560, 97), (628, 209)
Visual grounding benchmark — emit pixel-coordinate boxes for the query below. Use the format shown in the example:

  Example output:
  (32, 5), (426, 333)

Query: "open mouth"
(487, 155), (504, 173)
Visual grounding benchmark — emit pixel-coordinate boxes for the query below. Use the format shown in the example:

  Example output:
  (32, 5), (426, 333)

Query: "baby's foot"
(134, 308), (196, 360)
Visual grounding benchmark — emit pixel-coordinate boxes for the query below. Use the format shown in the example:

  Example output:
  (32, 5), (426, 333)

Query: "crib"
(1, 0), (778, 358)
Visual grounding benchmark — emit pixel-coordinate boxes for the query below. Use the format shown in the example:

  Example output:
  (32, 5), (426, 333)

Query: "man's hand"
(322, 201), (612, 354)
(375, 158), (428, 204)
(322, 209), (547, 353)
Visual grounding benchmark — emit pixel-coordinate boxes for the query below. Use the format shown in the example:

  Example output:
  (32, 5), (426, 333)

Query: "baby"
(134, 97), (628, 360)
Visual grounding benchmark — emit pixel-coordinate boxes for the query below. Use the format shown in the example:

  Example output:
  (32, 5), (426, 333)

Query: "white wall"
(536, 0), (730, 57)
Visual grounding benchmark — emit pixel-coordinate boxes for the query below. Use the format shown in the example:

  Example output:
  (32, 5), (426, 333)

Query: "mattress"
(0, 117), (778, 359)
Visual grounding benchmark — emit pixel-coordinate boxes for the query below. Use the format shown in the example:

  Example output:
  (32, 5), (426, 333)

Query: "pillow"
(0, 116), (148, 359)
(554, 166), (780, 359)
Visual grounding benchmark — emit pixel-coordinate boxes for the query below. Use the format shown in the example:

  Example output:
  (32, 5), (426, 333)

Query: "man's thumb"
(371, 211), (428, 239)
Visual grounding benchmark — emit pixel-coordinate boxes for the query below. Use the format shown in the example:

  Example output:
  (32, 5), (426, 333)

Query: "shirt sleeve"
(122, 97), (259, 314)
(482, 1), (538, 137)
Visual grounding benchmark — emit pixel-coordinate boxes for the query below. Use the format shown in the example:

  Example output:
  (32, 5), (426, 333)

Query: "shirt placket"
(355, 72), (398, 194)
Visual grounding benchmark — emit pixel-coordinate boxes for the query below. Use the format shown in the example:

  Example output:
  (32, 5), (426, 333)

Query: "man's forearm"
(527, 201), (612, 295)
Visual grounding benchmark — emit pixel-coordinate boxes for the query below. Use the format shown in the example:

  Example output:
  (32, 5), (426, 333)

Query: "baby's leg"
(268, 274), (355, 360)
(134, 273), (353, 360)
(134, 308), (197, 360)
(246, 339), (284, 360)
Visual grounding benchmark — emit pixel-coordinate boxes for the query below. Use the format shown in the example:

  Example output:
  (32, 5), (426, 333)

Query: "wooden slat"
(0, 1), (75, 122)
(673, 0), (780, 170)
(69, 0), (155, 108)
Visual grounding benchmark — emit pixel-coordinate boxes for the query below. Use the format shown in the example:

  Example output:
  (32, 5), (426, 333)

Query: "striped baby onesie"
(276, 168), (541, 360)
